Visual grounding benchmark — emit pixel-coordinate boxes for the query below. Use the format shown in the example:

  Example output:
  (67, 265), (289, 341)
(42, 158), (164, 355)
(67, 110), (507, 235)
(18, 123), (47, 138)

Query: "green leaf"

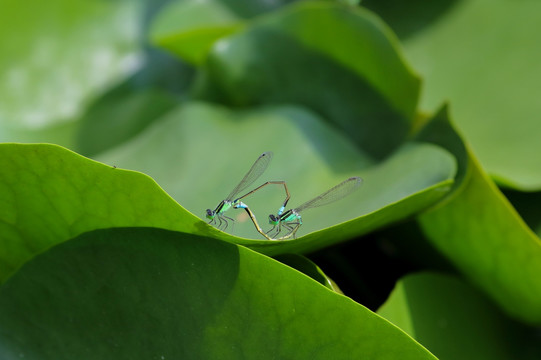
(196, 0), (297, 18)
(75, 50), (190, 156)
(150, 0), (297, 65)
(150, 0), (243, 65)
(197, 1), (421, 158)
(96, 101), (456, 254)
(0, 143), (229, 282)
(0, 0), (142, 144)
(0, 227), (438, 359)
(274, 253), (342, 293)
(0, 110), (454, 282)
(378, 272), (540, 360)
(415, 106), (541, 325)
(397, 0), (541, 190)
(76, 89), (179, 156)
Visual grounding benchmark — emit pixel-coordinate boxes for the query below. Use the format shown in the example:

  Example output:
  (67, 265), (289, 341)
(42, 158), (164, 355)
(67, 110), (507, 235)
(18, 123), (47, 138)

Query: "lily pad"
(398, 0), (541, 190)
(0, 227), (438, 360)
(0, 143), (226, 282)
(96, 101), (456, 254)
(415, 106), (541, 325)
(378, 272), (540, 360)
(0, 0), (142, 143)
(195, 1), (421, 159)
(0, 101), (454, 280)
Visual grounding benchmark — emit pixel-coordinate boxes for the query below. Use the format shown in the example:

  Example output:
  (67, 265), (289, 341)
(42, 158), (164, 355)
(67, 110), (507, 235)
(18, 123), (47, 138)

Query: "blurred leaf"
(0, 0), (143, 143)
(378, 272), (541, 360)
(0, 227), (438, 359)
(397, 0), (541, 190)
(96, 101), (456, 254)
(150, 0), (298, 65)
(76, 50), (192, 156)
(361, 0), (456, 39)
(77, 89), (178, 156)
(210, 0), (297, 18)
(416, 106), (541, 325)
(339, 0), (361, 5)
(150, 0), (243, 65)
(196, 1), (421, 158)
(0, 121), (79, 150)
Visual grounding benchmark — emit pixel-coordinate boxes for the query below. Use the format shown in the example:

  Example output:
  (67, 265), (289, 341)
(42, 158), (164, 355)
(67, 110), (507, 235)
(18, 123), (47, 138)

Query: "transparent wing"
(226, 151), (273, 201)
(294, 177), (362, 213)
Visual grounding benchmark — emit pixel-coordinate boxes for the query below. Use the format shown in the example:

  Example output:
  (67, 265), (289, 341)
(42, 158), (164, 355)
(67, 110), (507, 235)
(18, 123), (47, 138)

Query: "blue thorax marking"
(235, 201), (248, 209)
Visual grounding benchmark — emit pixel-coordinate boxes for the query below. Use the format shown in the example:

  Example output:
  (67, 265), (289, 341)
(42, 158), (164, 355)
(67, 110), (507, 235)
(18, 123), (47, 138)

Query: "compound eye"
(268, 214), (279, 225)
(206, 209), (214, 218)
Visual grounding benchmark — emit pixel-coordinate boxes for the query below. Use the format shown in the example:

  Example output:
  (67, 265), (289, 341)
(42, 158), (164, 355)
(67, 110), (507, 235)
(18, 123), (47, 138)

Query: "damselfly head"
(269, 214), (279, 225)
(206, 209), (215, 220)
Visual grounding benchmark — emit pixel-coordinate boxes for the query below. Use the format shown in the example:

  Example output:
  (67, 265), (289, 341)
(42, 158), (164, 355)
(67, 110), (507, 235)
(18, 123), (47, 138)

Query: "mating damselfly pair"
(205, 151), (362, 240)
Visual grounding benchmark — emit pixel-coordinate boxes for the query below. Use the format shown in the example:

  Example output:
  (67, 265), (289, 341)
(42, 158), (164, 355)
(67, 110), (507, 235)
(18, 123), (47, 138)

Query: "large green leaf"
(0, 102), (455, 280)
(0, 143), (227, 282)
(96, 101), (456, 253)
(378, 272), (540, 360)
(390, 0), (541, 190)
(415, 106), (541, 325)
(0, 0), (142, 145)
(0, 227), (438, 359)
(196, 1), (420, 158)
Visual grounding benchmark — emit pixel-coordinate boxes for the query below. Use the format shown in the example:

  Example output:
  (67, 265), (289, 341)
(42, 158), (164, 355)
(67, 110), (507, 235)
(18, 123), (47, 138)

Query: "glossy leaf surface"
(0, 227), (437, 360)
